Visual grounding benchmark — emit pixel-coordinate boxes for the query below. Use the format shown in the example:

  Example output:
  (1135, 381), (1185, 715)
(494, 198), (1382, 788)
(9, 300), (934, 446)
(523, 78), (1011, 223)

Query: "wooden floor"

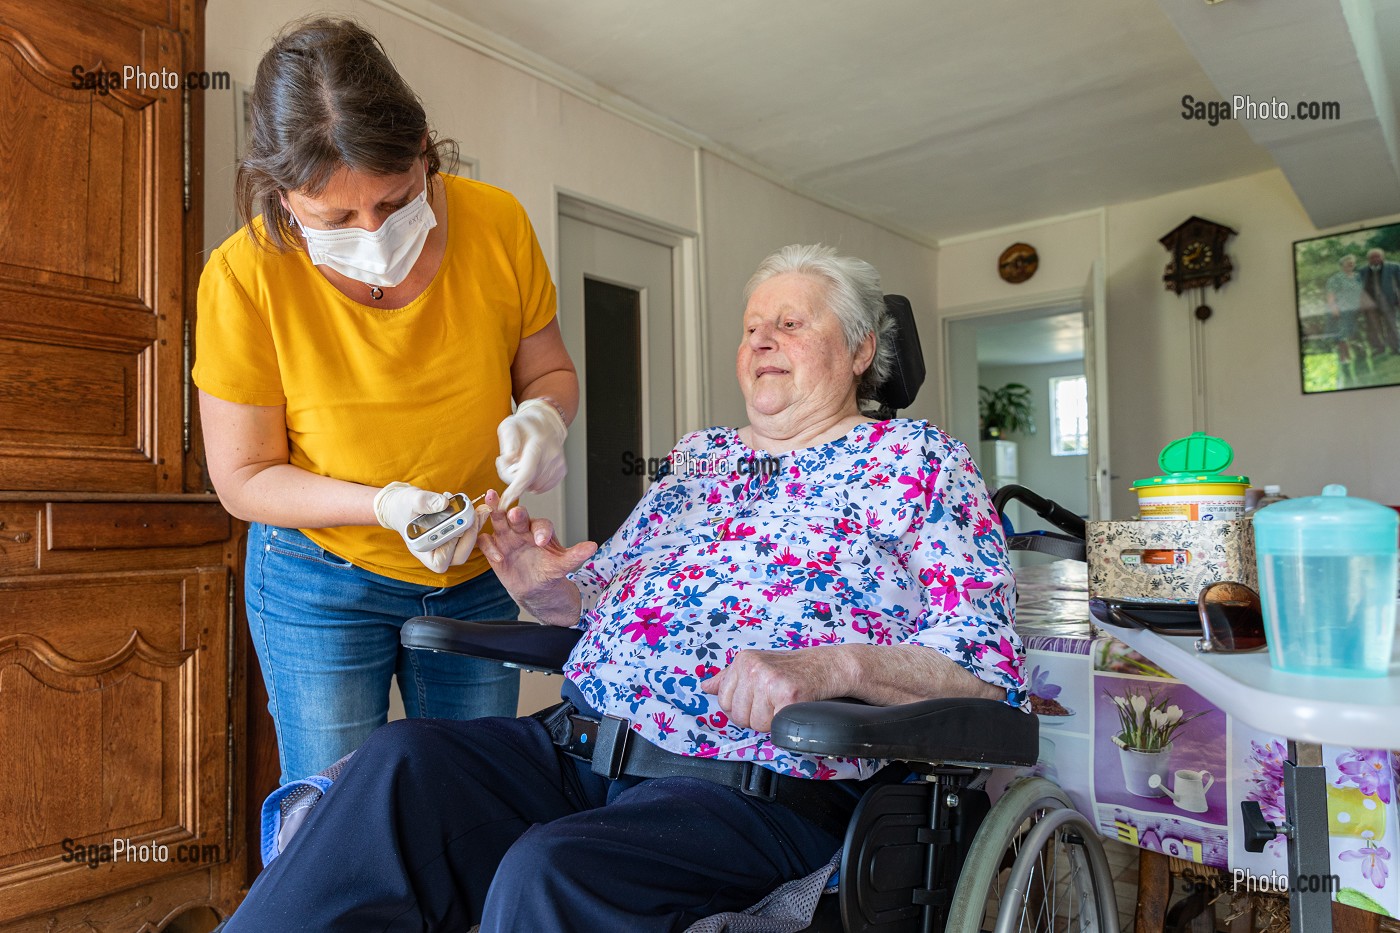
(1102, 836), (1143, 932)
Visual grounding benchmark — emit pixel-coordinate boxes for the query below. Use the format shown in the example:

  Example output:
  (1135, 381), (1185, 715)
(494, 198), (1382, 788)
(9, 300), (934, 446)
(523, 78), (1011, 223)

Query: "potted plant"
(978, 383), (1035, 440)
(1107, 688), (1205, 797)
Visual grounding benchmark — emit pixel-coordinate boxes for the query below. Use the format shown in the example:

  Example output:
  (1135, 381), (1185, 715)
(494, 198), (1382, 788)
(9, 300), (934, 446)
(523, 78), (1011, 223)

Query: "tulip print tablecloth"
(1003, 561), (1398, 917)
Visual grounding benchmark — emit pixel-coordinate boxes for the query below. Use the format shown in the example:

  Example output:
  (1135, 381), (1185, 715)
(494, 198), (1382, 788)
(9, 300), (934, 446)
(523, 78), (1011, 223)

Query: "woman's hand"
(496, 399), (568, 507)
(476, 489), (597, 627)
(700, 647), (857, 733)
(373, 482), (479, 575)
(701, 644), (1004, 733)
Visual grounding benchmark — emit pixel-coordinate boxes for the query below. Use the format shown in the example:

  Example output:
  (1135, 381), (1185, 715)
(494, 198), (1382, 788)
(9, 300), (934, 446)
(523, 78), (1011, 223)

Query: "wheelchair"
(400, 616), (1117, 933)
(401, 296), (1120, 933)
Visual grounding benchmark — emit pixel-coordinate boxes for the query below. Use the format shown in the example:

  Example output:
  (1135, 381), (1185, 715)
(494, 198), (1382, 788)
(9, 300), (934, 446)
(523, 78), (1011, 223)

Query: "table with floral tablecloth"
(1003, 561), (1398, 917)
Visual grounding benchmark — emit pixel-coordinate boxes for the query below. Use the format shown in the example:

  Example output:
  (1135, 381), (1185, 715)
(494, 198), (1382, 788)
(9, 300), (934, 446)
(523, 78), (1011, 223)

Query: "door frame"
(555, 191), (704, 436)
(939, 282), (1112, 521)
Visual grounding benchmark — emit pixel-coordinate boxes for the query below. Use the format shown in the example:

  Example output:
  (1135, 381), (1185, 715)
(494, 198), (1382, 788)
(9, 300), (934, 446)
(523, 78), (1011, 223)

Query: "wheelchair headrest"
(871, 294), (925, 413)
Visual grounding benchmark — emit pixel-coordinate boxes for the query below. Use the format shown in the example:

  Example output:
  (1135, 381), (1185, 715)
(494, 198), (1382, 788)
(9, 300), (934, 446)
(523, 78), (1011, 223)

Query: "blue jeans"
(245, 523), (521, 784)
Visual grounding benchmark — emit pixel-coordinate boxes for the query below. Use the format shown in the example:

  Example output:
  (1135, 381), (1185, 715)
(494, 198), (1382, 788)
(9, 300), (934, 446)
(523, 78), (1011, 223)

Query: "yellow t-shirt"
(193, 175), (557, 586)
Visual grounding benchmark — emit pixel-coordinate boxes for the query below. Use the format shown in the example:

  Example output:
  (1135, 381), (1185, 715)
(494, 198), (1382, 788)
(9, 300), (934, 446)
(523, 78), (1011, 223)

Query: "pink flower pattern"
(564, 420), (1021, 780)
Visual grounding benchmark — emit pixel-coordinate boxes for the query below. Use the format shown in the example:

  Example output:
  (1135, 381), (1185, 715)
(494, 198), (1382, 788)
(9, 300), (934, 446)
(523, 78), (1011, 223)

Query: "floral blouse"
(563, 419), (1025, 780)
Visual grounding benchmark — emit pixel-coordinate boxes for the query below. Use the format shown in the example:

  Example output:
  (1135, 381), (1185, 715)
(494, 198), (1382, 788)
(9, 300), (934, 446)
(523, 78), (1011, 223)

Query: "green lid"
(1131, 431), (1250, 488)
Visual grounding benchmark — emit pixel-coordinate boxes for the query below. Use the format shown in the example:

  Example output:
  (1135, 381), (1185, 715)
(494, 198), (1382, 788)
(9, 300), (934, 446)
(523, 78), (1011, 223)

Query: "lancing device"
(405, 493), (485, 553)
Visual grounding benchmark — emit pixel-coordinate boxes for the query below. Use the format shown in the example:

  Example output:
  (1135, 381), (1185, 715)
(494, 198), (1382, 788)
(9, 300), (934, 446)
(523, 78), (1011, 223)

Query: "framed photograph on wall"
(1293, 222), (1400, 393)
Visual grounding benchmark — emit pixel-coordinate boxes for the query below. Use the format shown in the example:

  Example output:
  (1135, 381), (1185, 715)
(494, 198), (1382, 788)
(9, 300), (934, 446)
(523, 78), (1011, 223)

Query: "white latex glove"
(374, 482), (481, 575)
(496, 398), (567, 508)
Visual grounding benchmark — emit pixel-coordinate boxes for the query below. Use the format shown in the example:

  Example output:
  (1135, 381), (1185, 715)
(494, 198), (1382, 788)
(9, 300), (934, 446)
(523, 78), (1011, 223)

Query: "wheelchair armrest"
(770, 696), (1038, 768)
(400, 617), (582, 674)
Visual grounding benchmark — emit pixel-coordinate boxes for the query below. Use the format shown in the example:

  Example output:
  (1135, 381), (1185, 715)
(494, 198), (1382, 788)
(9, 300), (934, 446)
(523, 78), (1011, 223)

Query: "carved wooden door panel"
(0, 499), (235, 925)
(0, 2), (186, 493)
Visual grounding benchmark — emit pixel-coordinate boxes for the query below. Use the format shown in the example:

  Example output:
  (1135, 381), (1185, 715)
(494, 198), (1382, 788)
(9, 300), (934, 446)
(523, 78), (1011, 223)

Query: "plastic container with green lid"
(1132, 432), (1250, 521)
(1254, 484), (1398, 676)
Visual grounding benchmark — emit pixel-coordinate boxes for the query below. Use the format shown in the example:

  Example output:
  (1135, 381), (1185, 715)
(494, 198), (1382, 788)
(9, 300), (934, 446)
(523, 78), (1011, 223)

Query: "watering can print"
(1148, 769), (1214, 813)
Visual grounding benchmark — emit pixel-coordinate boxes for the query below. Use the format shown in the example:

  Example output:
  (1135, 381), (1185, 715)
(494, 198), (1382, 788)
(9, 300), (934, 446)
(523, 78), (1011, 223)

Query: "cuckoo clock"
(1160, 216), (1236, 296)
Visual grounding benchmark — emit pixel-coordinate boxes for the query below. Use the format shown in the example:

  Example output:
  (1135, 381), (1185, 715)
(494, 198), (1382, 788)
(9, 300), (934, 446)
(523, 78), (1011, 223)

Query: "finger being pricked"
(483, 489), (570, 552)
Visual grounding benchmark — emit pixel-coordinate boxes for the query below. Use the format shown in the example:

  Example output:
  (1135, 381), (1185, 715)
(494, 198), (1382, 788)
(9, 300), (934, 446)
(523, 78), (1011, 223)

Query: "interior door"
(557, 213), (675, 544)
(1082, 259), (1112, 520)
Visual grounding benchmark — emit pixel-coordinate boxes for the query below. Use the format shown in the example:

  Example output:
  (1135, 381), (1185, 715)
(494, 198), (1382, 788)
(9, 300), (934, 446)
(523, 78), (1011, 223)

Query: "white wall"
(1105, 169), (1400, 516)
(699, 153), (939, 427)
(938, 213), (1102, 311)
(939, 170), (1400, 518)
(203, 4), (938, 428)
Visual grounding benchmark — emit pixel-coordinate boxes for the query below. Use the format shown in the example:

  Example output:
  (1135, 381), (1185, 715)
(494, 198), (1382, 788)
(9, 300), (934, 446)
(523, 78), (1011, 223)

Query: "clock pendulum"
(1160, 217), (1237, 433)
(1195, 288), (1212, 322)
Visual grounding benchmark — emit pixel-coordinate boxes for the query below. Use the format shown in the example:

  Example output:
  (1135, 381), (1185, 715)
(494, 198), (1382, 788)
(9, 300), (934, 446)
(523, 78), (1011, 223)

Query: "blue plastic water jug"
(1253, 485), (1397, 677)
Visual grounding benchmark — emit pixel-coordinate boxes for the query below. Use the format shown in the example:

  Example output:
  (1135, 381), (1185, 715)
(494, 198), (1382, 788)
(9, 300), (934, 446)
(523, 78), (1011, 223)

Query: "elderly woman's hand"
(477, 489), (597, 627)
(702, 644), (1006, 732)
(700, 647), (858, 733)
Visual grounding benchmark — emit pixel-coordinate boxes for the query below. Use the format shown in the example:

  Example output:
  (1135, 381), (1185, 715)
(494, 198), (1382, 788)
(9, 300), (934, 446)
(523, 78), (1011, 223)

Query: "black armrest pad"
(401, 621), (1035, 766)
(770, 697), (1037, 767)
(400, 617), (582, 673)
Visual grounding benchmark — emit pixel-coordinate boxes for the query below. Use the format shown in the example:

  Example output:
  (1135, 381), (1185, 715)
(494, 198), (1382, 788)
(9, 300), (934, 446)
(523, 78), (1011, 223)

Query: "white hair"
(743, 244), (895, 403)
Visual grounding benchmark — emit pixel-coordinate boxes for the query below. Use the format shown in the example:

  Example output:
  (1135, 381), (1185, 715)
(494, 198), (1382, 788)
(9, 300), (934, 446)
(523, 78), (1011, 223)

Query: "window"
(1050, 374), (1088, 456)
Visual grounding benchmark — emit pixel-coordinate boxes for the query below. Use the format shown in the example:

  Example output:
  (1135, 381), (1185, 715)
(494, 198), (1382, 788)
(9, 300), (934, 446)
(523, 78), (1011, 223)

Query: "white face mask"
(289, 172), (437, 288)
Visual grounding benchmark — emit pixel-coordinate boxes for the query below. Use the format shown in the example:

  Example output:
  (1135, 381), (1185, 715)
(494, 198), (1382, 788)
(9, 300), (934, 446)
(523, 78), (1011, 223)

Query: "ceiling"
(977, 313), (1085, 368)
(414, 0), (1400, 242)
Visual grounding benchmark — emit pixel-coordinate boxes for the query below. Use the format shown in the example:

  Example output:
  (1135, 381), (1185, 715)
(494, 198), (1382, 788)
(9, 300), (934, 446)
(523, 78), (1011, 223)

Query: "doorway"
(959, 307), (1087, 564)
(943, 264), (1111, 560)
(581, 276), (646, 541)
(557, 207), (679, 544)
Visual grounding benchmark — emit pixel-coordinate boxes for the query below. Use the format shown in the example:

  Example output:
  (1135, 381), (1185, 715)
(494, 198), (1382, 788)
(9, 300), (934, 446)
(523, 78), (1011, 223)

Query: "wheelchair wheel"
(944, 777), (1118, 933)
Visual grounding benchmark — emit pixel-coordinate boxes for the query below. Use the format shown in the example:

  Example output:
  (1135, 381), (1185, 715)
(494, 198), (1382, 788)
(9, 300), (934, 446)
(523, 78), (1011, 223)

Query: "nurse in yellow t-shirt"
(194, 18), (578, 784)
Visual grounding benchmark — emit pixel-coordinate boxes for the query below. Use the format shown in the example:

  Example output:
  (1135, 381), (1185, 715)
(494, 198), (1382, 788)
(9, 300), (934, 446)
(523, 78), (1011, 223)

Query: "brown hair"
(235, 17), (459, 251)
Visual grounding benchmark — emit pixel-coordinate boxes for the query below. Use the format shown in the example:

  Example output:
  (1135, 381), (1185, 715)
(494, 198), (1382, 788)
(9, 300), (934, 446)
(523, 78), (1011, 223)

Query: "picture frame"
(1293, 221), (1400, 393)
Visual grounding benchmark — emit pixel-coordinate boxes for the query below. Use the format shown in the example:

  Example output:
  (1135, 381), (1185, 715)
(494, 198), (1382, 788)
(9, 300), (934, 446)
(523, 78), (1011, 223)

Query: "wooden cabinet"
(0, 0), (251, 928)
(0, 0), (198, 494)
(0, 497), (245, 929)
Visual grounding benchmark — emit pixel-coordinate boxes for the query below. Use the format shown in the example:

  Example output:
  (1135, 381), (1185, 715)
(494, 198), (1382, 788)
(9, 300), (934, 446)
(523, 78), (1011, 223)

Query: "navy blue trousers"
(224, 716), (849, 932)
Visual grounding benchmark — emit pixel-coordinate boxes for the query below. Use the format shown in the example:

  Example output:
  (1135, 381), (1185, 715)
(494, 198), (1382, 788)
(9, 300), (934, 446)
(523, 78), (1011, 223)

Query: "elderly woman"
(221, 245), (1023, 933)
